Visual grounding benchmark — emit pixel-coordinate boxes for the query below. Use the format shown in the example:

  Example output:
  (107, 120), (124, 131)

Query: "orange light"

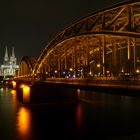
(12, 81), (16, 89)
(17, 107), (31, 137)
(23, 86), (30, 103)
(20, 84), (25, 88)
(11, 90), (16, 95)
(97, 64), (100, 68)
(136, 69), (140, 73)
(75, 104), (82, 129)
(77, 89), (80, 97)
(69, 68), (73, 71)
(54, 70), (58, 73)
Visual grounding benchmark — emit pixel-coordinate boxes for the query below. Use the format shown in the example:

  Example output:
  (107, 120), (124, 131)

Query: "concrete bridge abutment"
(16, 80), (78, 104)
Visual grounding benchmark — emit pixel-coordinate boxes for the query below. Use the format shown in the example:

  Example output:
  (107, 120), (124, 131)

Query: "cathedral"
(0, 47), (19, 79)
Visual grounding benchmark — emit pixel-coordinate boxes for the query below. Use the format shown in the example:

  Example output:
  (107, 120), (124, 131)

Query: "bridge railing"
(39, 76), (140, 87)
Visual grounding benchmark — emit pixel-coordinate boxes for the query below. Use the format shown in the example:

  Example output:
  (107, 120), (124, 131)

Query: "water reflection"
(1, 87), (140, 140)
(11, 89), (16, 95)
(10, 90), (17, 112)
(77, 89), (81, 97)
(0, 87), (4, 92)
(75, 104), (83, 129)
(16, 107), (32, 140)
(0, 87), (8, 94)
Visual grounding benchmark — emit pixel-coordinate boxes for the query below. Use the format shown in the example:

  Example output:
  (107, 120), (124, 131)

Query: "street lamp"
(97, 64), (100, 77)
(69, 68), (73, 78)
(136, 69), (140, 74)
(54, 70), (58, 78)
(97, 64), (100, 68)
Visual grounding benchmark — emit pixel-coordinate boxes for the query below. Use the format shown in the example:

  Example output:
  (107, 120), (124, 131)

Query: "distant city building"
(0, 46), (19, 79)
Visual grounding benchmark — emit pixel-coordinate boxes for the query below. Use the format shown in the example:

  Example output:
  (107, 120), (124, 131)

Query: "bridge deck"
(16, 77), (140, 95)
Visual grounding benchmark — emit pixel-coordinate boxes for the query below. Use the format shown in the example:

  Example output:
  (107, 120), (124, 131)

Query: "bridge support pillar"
(16, 80), (78, 104)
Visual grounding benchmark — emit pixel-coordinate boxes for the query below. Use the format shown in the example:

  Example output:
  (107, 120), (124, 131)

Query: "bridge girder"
(21, 0), (140, 78)
(18, 56), (38, 77)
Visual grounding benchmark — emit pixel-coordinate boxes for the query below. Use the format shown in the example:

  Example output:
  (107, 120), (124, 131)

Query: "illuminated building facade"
(0, 47), (19, 79)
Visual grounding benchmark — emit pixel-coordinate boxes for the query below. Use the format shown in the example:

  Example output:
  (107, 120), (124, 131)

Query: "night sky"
(0, 0), (124, 64)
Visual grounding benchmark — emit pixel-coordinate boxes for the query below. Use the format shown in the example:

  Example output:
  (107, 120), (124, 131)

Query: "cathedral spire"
(4, 46), (9, 63)
(1, 46), (19, 78)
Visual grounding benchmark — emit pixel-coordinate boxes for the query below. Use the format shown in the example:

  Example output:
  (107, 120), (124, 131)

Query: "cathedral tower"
(10, 47), (16, 65)
(4, 46), (9, 65)
(0, 46), (19, 78)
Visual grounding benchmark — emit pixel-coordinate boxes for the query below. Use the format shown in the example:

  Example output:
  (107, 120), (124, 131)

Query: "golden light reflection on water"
(75, 104), (83, 129)
(77, 89), (81, 97)
(10, 89), (17, 108)
(76, 88), (83, 129)
(11, 89), (16, 96)
(17, 107), (32, 138)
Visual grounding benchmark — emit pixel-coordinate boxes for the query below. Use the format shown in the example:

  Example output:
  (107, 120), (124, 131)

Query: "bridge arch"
(18, 56), (38, 77)
(33, 0), (140, 78)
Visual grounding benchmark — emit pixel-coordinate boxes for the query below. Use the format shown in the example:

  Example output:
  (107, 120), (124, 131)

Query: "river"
(0, 87), (140, 140)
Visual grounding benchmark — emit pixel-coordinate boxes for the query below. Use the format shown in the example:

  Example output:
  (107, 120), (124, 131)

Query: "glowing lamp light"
(11, 90), (16, 95)
(69, 68), (73, 71)
(106, 70), (110, 74)
(23, 85), (30, 103)
(89, 71), (92, 75)
(63, 71), (66, 74)
(121, 68), (124, 73)
(20, 84), (25, 88)
(97, 64), (100, 68)
(72, 74), (76, 78)
(12, 81), (16, 89)
(54, 70), (58, 73)
(136, 69), (140, 73)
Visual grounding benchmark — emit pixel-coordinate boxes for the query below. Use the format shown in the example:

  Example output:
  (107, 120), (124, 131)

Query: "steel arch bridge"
(18, 56), (38, 77)
(18, 0), (140, 79)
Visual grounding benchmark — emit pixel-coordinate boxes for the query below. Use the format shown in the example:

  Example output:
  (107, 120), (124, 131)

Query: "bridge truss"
(19, 0), (140, 79)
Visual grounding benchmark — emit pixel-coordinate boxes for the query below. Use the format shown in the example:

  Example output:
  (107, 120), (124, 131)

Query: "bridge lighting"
(106, 70), (110, 74)
(12, 81), (16, 89)
(97, 64), (100, 68)
(63, 71), (66, 74)
(90, 60), (94, 64)
(121, 68), (124, 73)
(23, 85), (30, 103)
(89, 71), (92, 75)
(54, 70), (58, 73)
(69, 68), (73, 71)
(136, 69), (140, 74)
(20, 84), (25, 88)
(11, 90), (16, 95)
(72, 74), (76, 78)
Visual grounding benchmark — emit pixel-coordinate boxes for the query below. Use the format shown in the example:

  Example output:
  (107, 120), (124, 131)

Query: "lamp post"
(54, 70), (58, 78)
(97, 64), (101, 77)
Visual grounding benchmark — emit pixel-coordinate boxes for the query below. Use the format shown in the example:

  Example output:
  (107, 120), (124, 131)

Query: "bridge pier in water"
(15, 80), (78, 104)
